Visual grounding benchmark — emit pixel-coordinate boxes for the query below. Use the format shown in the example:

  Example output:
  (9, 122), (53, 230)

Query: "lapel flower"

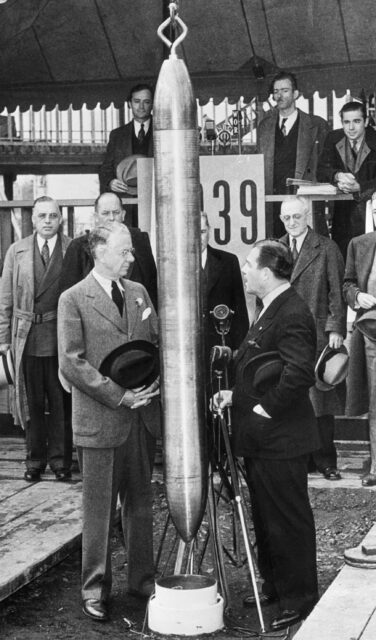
(135, 297), (144, 307)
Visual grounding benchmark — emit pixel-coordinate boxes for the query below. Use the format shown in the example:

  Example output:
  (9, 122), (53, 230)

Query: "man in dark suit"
(201, 212), (248, 358)
(280, 197), (346, 480)
(317, 101), (376, 258)
(59, 192), (158, 310)
(0, 196), (72, 481)
(58, 221), (160, 622)
(212, 239), (319, 632)
(257, 71), (329, 237)
(344, 231), (376, 486)
(99, 83), (153, 194)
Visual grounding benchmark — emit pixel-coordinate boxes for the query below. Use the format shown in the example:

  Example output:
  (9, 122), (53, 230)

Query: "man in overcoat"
(280, 197), (346, 479)
(257, 71), (329, 237)
(59, 192), (158, 309)
(58, 221), (160, 622)
(317, 101), (376, 258)
(0, 196), (71, 481)
(343, 230), (376, 486)
(212, 239), (319, 632)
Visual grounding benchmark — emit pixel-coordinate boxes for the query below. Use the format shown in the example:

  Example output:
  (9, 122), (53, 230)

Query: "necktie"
(254, 297), (264, 322)
(111, 280), (123, 316)
(291, 238), (298, 263)
(41, 240), (50, 267)
(280, 118), (288, 136)
(138, 123), (145, 142)
(351, 140), (358, 161)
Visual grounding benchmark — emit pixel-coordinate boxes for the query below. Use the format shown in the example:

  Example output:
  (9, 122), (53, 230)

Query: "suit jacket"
(0, 232), (71, 426)
(317, 127), (376, 254)
(58, 273), (160, 448)
(99, 119), (153, 193)
(257, 108), (329, 196)
(232, 287), (319, 459)
(59, 227), (158, 310)
(205, 245), (249, 352)
(343, 231), (376, 415)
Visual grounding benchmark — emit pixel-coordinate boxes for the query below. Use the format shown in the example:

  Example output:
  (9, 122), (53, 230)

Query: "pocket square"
(142, 307), (152, 321)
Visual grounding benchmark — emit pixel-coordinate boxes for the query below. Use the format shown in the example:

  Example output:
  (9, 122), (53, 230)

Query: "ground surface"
(1, 478), (376, 640)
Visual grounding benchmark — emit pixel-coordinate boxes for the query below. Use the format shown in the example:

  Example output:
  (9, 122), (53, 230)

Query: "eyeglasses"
(35, 213), (60, 220)
(280, 214), (304, 222)
(119, 248), (135, 257)
(100, 210), (122, 217)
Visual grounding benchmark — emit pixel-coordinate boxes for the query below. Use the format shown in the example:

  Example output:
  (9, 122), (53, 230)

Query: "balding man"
(0, 196), (72, 481)
(280, 197), (346, 480)
(58, 222), (160, 621)
(59, 192), (157, 309)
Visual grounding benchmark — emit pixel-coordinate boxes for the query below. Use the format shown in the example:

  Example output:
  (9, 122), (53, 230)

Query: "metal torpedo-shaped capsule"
(153, 26), (207, 543)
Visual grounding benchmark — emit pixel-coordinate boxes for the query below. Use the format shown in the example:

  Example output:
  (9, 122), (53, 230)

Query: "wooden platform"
(0, 438), (82, 602)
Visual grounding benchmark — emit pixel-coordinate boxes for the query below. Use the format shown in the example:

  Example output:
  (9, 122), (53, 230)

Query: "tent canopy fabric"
(1, 0), (375, 112)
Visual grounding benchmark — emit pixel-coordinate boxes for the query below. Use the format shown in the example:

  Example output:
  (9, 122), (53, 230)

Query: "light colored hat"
(315, 344), (349, 391)
(0, 349), (14, 389)
(116, 154), (144, 196)
(355, 308), (376, 342)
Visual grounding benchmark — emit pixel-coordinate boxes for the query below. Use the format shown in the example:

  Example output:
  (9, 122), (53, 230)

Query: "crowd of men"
(1, 74), (376, 631)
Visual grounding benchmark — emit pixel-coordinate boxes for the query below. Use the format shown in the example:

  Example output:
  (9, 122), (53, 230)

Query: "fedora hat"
(355, 308), (376, 342)
(99, 340), (159, 389)
(242, 351), (283, 398)
(116, 154), (144, 196)
(0, 349), (14, 389)
(315, 344), (349, 392)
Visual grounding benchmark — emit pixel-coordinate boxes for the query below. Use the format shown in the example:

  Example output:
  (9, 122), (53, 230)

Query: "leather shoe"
(82, 599), (108, 622)
(127, 581), (155, 599)
(243, 592), (277, 608)
(323, 467), (341, 481)
(24, 469), (41, 482)
(55, 470), (72, 482)
(270, 609), (303, 631)
(362, 472), (376, 487)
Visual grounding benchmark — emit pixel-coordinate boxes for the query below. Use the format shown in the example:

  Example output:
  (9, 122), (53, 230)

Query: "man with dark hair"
(99, 83), (154, 195)
(318, 100), (376, 257)
(0, 196), (72, 481)
(58, 221), (160, 622)
(257, 71), (329, 237)
(59, 192), (157, 310)
(280, 196), (346, 480)
(212, 238), (319, 632)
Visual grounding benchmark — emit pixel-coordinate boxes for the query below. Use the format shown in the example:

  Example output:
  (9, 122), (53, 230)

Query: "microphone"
(210, 304), (234, 336)
(210, 345), (232, 363)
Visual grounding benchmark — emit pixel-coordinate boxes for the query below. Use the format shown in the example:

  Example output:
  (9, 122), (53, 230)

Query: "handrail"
(0, 198), (138, 208)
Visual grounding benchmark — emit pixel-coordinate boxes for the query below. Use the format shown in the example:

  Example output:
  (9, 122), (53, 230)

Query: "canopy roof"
(1, 0), (376, 112)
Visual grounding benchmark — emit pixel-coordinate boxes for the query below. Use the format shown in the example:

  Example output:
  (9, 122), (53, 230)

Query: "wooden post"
(21, 208), (33, 238)
(67, 206), (74, 238)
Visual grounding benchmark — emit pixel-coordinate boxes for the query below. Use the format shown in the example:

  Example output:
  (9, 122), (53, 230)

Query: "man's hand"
(210, 390), (233, 414)
(0, 343), (11, 355)
(119, 378), (160, 410)
(357, 292), (376, 309)
(336, 172), (360, 193)
(328, 332), (344, 349)
(109, 178), (129, 193)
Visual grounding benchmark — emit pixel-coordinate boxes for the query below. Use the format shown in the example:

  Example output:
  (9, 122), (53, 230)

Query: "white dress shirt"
(92, 270), (124, 299)
(36, 233), (58, 256)
(133, 119), (151, 136)
(279, 110), (298, 135)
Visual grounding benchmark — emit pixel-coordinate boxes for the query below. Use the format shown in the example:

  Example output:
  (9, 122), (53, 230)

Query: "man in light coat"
(58, 221), (160, 622)
(0, 196), (71, 481)
(280, 197), (347, 479)
(257, 71), (329, 237)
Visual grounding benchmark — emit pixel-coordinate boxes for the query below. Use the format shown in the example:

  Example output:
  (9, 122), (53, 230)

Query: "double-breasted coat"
(0, 232), (71, 427)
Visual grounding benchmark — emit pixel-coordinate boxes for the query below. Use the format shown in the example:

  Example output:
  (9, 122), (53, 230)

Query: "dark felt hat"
(99, 340), (159, 389)
(242, 350), (283, 398)
(0, 349), (14, 389)
(315, 344), (349, 391)
(355, 308), (376, 342)
(116, 154), (144, 196)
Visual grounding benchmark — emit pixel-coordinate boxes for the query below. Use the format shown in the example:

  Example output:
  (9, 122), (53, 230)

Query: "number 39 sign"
(138, 155), (265, 266)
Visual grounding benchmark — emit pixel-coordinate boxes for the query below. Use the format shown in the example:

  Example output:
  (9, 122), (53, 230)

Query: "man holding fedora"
(212, 239), (319, 632)
(58, 221), (160, 621)
(59, 192), (157, 309)
(280, 196), (347, 480)
(99, 83), (153, 196)
(344, 230), (376, 486)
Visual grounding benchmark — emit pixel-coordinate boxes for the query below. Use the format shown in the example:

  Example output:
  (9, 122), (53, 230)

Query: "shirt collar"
(259, 282), (291, 317)
(279, 109), (298, 134)
(36, 233), (58, 253)
(133, 119), (150, 135)
(289, 227), (308, 252)
(92, 269), (124, 297)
